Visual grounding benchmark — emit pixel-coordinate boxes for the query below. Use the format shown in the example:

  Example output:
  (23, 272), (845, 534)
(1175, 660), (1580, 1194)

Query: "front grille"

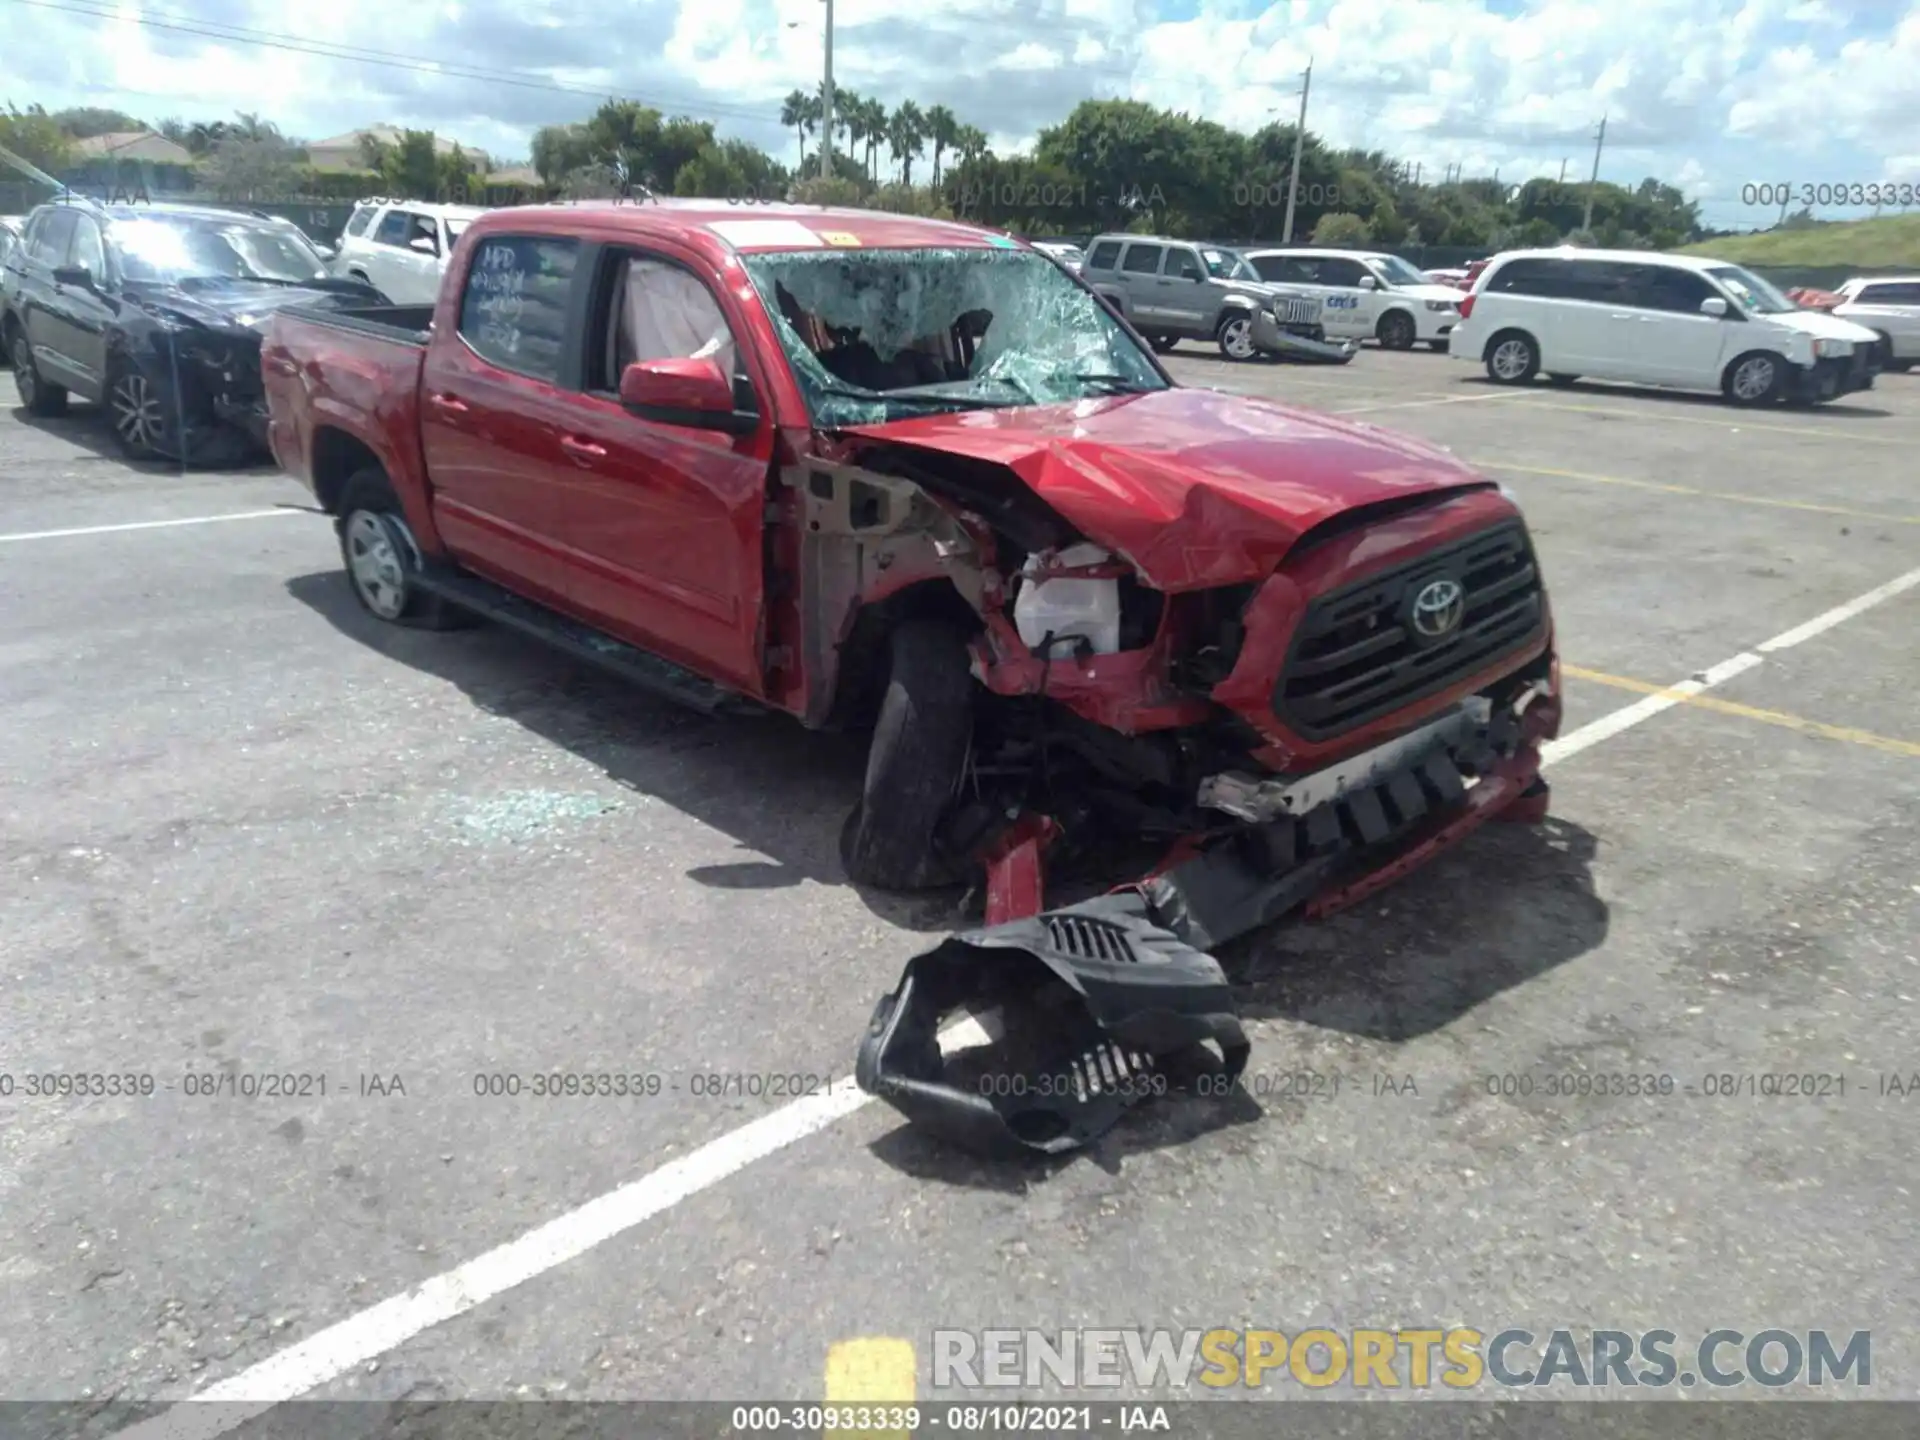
(1274, 521), (1545, 740)
(1274, 295), (1320, 326)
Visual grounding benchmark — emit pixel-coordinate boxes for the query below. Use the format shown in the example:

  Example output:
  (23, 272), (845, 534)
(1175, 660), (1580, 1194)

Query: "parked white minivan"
(330, 199), (486, 304)
(1449, 248), (1882, 405)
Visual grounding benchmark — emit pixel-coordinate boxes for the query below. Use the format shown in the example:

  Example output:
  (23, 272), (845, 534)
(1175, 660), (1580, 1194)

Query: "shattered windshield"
(110, 218), (330, 286)
(740, 246), (1169, 426)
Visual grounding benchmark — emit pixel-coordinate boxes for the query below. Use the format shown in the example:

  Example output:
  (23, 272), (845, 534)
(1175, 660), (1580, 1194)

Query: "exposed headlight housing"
(1811, 337), (1851, 358)
(1425, 299), (1456, 312)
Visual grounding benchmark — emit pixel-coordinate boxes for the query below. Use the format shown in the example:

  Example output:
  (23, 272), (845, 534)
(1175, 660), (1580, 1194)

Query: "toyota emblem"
(1409, 578), (1465, 640)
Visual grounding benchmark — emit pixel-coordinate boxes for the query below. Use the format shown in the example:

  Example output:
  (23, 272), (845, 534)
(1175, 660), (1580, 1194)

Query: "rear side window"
(1486, 258), (1574, 297)
(458, 234), (579, 381)
(1250, 254), (1310, 284)
(1120, 243), (1163, 274)
(1086, 240), (1122, 270)
(343, 205), (377, 239)
(1858, 281), (1920, 304)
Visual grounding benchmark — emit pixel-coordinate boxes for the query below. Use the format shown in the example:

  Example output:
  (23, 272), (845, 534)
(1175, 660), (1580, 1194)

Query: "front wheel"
(1376, 310), (1417, 350)
(1722, 351), (1783, 406)
(337, 470), (472, 629)
(107, 363), (173, 459)
(839, 619), (976, 891)
(1216, 311), (1258, 362)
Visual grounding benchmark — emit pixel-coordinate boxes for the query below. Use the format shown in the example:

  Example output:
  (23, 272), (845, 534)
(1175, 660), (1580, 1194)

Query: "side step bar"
(412, 566), (756, 715)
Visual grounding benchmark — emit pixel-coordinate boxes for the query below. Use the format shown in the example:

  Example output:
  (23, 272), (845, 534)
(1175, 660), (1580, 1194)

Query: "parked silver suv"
(1081, 234), (1357, 363)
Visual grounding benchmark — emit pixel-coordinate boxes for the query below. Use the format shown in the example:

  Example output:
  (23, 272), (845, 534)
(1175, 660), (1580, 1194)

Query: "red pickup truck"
(262, 201), (1561, 946)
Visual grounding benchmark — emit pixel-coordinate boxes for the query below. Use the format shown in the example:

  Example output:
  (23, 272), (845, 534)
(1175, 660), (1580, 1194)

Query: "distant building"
(71, 131), (196, 166)
(307, 125), (473, 173)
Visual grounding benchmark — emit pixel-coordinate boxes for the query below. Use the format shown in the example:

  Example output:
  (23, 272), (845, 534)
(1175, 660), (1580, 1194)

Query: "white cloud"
(3, 0), (1916, 220)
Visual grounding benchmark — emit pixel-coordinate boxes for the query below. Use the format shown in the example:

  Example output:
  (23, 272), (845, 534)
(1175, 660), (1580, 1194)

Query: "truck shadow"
(6, 402), (282, 471)
(285, 569), (975, 934)
(1226, 814), (1609, 1042)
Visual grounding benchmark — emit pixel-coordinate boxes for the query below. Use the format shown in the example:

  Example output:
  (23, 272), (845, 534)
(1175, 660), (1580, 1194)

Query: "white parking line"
(0, 509), (309, 544)
(114, 563), (1920, 1439)
(1331, 391), (1538, 416)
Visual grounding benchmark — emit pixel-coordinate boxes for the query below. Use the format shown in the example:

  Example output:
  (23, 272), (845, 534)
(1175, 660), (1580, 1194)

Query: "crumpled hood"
(1769, 308), (1881, 345)
(133, 280), (379, 335)
(846, 386), (1499, 590)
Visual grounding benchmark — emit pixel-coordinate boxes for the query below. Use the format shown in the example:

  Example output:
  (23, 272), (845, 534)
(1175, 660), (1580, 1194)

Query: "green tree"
(887, 101), (926, 185)
(587, 99), (665, 189)
(530, 123), (594, 188)
(0, 102), (75, 174)
(654, 116), (717, 191)
(1312, 211), (1372, 245)
(856, 96), (888, 183)
(780, 89), (816, 171)
(924, 104), (958, 188)
(52, 106), (145, 139)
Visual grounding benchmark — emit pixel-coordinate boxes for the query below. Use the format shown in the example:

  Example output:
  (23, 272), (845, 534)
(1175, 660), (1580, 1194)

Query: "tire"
(106, 360), (173, 460)
(1547, 373), (1580, 387)
(1215, 310), (1258, 362)
(1147, 334), (1178, 354)
(1722, 351), (1784, 406)
(1484, 330), (1539, 385)
(10, 328), (69, 417)
(1376, 309), (1417, 351)
(839, 619), (977, 891)
(336, 470), (472, 630)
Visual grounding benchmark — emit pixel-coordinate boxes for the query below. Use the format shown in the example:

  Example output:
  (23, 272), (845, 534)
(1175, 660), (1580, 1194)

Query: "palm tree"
(780, 88), (814, 170)
(924, 104), (958, 188)
(837, 88), (865, 179)
(956, 124), (990, 164)
(887, 100), (926, 186)
(856, 96), (887, 183)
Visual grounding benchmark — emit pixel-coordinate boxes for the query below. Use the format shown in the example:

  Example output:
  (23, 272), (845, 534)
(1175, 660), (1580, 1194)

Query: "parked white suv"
(331, 199), (485, 304)
(1240, 247), (1466, 350)
(1828, 275), (1920, 372)
(1449, 248), (1882, 406)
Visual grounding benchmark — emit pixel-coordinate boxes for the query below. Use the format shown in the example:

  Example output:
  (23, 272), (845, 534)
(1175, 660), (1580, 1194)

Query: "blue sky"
(2, 0), (1914, 232)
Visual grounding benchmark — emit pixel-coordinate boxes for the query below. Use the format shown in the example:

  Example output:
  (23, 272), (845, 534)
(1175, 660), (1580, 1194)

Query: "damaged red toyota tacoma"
(262, 201), (1562, 953)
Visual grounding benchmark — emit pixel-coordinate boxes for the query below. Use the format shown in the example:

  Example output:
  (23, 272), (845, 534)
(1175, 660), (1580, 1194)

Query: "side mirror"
(409, 236), (439, 256)
(53, 264), (94, 290)
(619, 357), (756, 434)
(1358, 275), (1379, 290)
(1700, 296), (1729, 317)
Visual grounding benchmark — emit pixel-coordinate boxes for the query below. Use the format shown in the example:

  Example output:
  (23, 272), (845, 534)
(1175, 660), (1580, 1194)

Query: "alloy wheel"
(1219, 316), (1255, 360)
(1491, 339), (1532, 380)
(111, 370), (166, 453)
(1731, 356), (1776, 401)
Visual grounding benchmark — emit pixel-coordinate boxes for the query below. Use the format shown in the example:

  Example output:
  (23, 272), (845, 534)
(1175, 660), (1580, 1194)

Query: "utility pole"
(1558, 157), (1567, 182)
(1280, 58), (1312, 244)
(1580, 113), (1606, 231)
(819, 0), (836, 180)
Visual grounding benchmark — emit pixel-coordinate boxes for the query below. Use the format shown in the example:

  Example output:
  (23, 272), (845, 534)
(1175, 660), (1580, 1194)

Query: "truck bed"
(278, 302), (437, 345)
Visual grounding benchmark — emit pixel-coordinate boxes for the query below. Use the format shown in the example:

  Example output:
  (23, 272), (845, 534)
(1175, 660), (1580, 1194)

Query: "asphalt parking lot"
(4, 346), (1918, 1427)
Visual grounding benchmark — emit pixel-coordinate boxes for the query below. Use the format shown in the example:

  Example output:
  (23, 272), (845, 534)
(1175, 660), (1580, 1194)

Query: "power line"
(3, 0), (786, 125)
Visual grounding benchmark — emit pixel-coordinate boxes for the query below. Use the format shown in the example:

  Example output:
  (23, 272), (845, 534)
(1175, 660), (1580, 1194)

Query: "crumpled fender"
(855, 893), (1249, 1157)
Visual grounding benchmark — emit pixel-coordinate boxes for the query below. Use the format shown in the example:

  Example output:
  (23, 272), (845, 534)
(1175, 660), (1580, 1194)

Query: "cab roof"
(475, 199), (1017, 254)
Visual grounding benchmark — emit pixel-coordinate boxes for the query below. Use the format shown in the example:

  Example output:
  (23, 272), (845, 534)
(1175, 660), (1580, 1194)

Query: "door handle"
(264, 356), (298, 376)
(429, 392), (469, 413)
(558, 435), (607, 462)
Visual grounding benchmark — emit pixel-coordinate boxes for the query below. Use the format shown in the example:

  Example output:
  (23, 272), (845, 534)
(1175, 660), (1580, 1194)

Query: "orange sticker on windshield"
(818, 231), (861, 246)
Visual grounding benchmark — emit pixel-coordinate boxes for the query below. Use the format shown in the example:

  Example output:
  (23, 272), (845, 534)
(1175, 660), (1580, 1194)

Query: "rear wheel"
(839, 619), (977, 891)
(1484, 331), (1539, 385)
(1216, 310), (1258, 361)
(10, 329), (69, 417)
(337, 470), (472, 629)
(1376, 309), (1417, 350)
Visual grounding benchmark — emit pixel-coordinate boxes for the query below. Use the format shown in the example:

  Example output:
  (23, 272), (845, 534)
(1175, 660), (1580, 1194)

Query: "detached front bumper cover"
(855, 893), (1250, 1158)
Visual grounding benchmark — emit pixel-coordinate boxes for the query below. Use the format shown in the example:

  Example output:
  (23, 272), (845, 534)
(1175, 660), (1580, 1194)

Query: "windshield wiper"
(1070, 373), (1160, 395)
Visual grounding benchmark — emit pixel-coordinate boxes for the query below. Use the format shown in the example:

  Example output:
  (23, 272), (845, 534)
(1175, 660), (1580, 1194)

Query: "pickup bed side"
(263, 304), (443, 554)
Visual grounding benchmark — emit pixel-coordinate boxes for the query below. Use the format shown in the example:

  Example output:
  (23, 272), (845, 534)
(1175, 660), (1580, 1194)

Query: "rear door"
(52, 211), (116, 396)
(419, 229), (586, 610)
(1117, 241), (1166, 324)
(20, 208), (82, 387)
(546, 243), (775, 692)
(1308, 254), (1378, 338)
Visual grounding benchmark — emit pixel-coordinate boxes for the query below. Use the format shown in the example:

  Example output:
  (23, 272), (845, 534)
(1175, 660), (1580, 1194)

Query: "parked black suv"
(1, 197), (385, 462)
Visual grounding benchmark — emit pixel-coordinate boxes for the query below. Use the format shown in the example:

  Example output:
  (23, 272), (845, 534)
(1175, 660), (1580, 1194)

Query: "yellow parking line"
(825, 1337), (916, 1438)
(1475, 461), (1920, 526)
(1564, 665), (1920, 758)
(1526, 398), (1912, 444)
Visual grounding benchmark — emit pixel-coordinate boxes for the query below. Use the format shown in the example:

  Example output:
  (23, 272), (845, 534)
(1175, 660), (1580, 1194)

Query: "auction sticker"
(818, 231), (862, 246)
